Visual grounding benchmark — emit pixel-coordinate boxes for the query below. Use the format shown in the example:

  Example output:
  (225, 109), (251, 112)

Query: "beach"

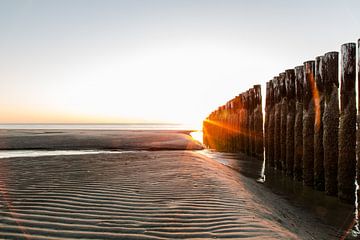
(0, 130), (346, 239)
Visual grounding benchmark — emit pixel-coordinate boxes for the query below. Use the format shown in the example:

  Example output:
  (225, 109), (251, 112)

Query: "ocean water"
(0, 123), (197, 130)
(0, 124), (203, 158)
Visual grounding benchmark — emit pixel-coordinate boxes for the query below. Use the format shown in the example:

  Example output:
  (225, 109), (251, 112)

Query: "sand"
(0, 130), (344, 239)
(0, 129), (203, 151)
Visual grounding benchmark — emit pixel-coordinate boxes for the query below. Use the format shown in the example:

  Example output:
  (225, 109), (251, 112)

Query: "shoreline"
(0, 129), (203, 151)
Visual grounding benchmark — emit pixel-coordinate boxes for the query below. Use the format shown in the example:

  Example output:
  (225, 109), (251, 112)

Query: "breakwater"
(203, 39), (360, 215)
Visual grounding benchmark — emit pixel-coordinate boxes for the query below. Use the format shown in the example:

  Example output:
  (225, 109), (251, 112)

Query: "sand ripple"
(0, 152), (299, 239)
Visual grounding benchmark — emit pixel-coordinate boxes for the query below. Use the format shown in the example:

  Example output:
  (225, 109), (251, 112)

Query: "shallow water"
(198, 150), (263, 179)
(199, 149), (357, 238)
(0, 150), (134, 159)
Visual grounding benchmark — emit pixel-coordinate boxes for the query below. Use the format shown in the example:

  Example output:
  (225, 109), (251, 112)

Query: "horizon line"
(0, 122), (186, 125)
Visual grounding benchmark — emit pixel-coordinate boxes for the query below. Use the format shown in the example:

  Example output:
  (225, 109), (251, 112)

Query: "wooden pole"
(274, 77), (282, 170)
(294, 66), (304, 181)
(244, 91), (250, 155)
(303, 60), (315, 187)
(280, 73), (287, 171)
(254, 85), (263, 159)
(268, 80), (275, 168)
(323, 51), (339, 196)
(233, 97), (239, 152)
(358, 39), (360, 217)
(285, 69), (296, 176)
(239, 94), (245, 153)
(248, 89), (254, 156)
(265, 82), (270, 165)
(338, 43), (356, 204)
(314, 56), (325, 191)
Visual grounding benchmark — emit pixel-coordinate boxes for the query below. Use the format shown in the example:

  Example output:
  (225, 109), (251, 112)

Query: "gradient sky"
(1, 0), (359, 128)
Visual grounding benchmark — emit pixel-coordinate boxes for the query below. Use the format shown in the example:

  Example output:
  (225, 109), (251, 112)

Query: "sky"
(0, 0), (359, 129)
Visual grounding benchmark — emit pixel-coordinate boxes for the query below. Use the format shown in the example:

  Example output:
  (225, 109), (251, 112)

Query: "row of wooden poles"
(265, 41), (358, 204)
(202, 85), (264, 158)
(203, 39), (360, 205)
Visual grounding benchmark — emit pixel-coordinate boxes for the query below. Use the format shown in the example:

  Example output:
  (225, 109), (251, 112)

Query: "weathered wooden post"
(254, 85), (263, 159)
(229, 100), (234, 152)
(294, 66), (304, 181)
(203, 118), (208, 147)
(303, 61), (315, 187)
(280, 73), (287, 171)
(233, 96), (240, 152)
(314, 56), (325, 191)
(247, 90), (253, 155)
(224, 103), (229, 152)
(217, 107), (222, 150)
(213, 109), (217, 150)
(274, 77), (282, 170)
(285, 69), (296, 176)
(244, 91), (250, 155)
(206, 113), (211, 148)
(217, 108), (222, 150)
(249, 89), (254, 156)
(228, 101), (232, 152)
(225, 103), (230, 151)
(205, 114), (209, 148)
(338, 43), (356, 204)
(239, 94), (245, 153)
(265, 82), (270, 164)
(206, 113), (211, 149)
(249, 88), (256, 156)
(233, 97), (239, 152)
(211, 111), (216, 149)
(222, 105), (227, 151)
(225, 103), (230, 152)
(268, 80), (275, 168)
(323, 51), (339, 196)
(237, 96), (243, 152)
(218, 108), (222, 150)
(358, 39), (360, 216)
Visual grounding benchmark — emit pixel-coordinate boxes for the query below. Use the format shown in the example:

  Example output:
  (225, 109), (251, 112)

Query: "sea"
(0, 123), (198, 131)
(0, 123), (204, 158)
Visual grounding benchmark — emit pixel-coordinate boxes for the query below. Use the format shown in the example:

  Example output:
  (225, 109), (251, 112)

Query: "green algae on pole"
(279, 73), (287, 172)
(294, 66), (304, 181)
(303, 61), (315, 187)
(338, 43), (356, 204)
(285, 69), (295, 176)
(267, 80), (275, 168)
(323, 51), (339, 196)
(273, 77), (282, 170)
(314, 56), (325, 191)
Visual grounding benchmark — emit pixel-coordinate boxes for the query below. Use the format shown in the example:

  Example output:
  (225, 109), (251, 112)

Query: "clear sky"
(1, 0), (359, 129)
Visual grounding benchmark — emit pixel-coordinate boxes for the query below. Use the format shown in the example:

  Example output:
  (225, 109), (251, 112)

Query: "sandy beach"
(0, 129), (203, 151)
(0, 130), (347, 239)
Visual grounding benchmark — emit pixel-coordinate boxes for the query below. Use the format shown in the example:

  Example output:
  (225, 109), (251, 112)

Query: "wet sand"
(0, 129), (203, 151)
(0, 130), (342, 239)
